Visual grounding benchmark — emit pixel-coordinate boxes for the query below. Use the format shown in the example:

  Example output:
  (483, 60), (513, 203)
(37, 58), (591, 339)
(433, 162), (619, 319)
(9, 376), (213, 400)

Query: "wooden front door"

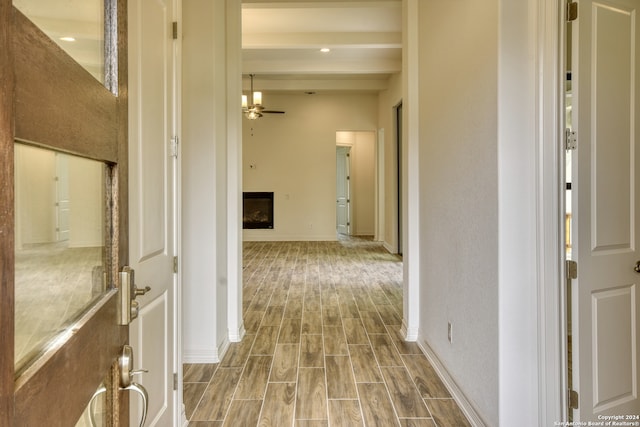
(1, 0), (131, 424)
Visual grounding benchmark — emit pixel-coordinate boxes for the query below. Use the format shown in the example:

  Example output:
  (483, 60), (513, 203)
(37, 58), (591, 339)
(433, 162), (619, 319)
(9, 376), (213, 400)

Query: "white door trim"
(172, 0), (184, 424)
(376, 128), (385, 243)
(537, 0), (566, 423)
(498, 0), (565, 424)
(227, 0), (244, 343)
(402, 0), (420, 342)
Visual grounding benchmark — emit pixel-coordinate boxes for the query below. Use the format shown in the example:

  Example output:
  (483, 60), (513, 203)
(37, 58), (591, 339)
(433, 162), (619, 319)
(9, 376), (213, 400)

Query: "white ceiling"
(242, 0), (402, 93)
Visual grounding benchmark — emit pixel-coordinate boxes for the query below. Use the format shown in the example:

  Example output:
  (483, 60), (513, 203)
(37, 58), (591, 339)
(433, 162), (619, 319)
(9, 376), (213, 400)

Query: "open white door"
(572, 0), (640, 420)
(336, 146), (351, 235)
(128, 0), (178, 424)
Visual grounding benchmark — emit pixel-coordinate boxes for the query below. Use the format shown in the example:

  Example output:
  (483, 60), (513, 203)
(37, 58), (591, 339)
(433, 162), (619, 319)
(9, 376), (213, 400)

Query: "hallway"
(183, 238), (470, 426)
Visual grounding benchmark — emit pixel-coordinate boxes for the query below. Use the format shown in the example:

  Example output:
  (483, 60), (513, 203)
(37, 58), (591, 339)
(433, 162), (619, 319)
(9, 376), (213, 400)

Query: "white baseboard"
(180, 404), (188, 427)
(183, 347), (220, 364)
(228, 324), (246, 342)
(383, 241), (395, 254)
(401, 319), (419, 341)
(242, 234), (338, 242)
(417, 337), (487, 427)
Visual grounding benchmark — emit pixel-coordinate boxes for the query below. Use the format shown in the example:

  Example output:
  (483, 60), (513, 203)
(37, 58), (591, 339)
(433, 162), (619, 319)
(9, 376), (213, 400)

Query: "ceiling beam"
(242, 1), (401, 10)
(242, 32), (401, 49)
(241, 77), (392, 92)
(243, 57), (400, 75)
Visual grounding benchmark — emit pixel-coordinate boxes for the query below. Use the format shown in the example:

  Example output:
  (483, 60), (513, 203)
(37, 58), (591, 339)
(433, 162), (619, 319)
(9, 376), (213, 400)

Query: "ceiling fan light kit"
(242, 74), (285, 120)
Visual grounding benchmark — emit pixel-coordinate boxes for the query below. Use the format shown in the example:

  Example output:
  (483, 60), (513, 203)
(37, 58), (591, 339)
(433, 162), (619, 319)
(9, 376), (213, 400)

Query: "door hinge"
(568, 389), (579, 409)
(565, 129), (577, 150)
(173, 372), (178, 390)
(170, 136), (179, 158)
(173, 256), (178, 274)
(567, 1), (578, 22)
(566, 260), (577, 280)
(172, 22), (178, 40)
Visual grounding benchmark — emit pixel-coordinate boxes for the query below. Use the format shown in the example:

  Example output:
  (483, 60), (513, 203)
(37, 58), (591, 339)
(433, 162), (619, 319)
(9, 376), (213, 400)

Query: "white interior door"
(572, 0), (640, 420)
(336, 146), (350, 235)
(128, 0), (177, 425)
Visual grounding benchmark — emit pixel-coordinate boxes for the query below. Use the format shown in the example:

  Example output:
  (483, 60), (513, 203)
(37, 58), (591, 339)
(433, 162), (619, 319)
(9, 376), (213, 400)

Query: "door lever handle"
(635, 260), (640, 273)
(123, 382), (149, 427)
(135, 285), (151, 297)
(87, 382), (148, 427)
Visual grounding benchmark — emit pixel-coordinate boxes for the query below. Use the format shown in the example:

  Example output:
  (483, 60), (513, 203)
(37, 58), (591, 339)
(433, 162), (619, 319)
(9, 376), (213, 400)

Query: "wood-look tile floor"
(184, 238), (471, 427)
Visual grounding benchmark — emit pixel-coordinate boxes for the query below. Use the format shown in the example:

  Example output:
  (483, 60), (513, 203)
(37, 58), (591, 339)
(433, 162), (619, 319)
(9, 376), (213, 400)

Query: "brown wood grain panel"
(401, 355), (452, 399)
(221, 335), (255, 367)
(14, 293), (127, 427)
(235, 355), (272, 399)
(0, 0), (15, 425)
(349, 345), (383, 383)
(296, 368), (327, 421)
(270, 344), (299, 382)
(13, 11), (118, 163)
(258, 382), (296, 426)
(381, 367), (431, 418)
(300, 334), (324, 367)
(192, 368), (243, 421)
(326, 356), (357, 399)
(278, 318), (301, 343)
(424, 399), (472, 427)
(323, 326), (348, 355)
(116, 0), (129, 269)
(358, 383), (400, 427)
(328, 400), (364, 427)
(225, 400), (262, 426)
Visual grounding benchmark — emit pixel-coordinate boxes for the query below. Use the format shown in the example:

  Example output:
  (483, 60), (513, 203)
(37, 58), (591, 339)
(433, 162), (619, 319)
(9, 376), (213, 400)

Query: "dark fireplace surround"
(243, 192), (274, 229)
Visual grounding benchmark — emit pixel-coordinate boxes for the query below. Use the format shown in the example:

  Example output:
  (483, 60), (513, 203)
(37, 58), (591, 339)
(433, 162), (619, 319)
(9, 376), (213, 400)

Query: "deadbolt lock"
(118, 266), (152, 325)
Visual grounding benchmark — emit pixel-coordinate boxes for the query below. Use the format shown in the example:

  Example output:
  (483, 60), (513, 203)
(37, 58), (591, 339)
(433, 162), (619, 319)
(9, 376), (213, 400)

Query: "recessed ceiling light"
(320, 48), (330, 53)
(60, 36), (76, 42)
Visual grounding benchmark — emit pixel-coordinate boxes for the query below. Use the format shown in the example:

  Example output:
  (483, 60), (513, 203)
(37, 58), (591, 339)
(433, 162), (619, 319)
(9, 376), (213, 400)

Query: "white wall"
(242, 92), (378, 241)
(414, 1), (499, 425)
(182, 0), (234, 362)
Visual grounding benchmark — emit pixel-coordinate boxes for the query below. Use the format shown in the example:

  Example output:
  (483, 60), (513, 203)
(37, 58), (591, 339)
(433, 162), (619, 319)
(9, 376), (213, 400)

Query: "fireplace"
(243, 192), (274, 229)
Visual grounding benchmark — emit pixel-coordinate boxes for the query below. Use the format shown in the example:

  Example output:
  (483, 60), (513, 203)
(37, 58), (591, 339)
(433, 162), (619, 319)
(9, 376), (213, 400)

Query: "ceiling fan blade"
(262, 110), (285, 114)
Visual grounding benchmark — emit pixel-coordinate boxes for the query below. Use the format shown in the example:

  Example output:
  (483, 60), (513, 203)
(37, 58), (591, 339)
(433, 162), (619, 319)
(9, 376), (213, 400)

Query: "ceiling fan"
(242, 74), (285, 119)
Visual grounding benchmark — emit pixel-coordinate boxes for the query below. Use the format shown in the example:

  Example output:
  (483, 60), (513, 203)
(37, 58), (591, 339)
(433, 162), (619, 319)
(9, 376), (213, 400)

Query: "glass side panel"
(14, 143), (107, 371)
(13, 0), (105, 83)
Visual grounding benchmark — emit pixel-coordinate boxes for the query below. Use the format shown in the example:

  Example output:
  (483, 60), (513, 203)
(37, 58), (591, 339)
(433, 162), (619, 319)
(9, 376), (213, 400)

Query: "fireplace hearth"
(243, 192), (274, 229)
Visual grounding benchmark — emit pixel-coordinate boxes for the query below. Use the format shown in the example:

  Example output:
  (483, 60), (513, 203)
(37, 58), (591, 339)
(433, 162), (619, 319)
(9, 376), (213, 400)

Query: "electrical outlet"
(447, 322), (453, 343)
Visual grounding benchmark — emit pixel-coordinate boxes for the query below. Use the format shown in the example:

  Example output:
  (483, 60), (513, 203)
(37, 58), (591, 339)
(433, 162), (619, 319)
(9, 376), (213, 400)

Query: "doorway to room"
(336, 131), (376, 238)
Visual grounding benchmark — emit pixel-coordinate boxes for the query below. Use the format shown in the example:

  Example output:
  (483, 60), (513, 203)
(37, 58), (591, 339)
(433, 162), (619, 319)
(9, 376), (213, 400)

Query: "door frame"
(539, 0), (567, 423)
(0, 2), (14, 424)
(497, 0), (566, 424)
